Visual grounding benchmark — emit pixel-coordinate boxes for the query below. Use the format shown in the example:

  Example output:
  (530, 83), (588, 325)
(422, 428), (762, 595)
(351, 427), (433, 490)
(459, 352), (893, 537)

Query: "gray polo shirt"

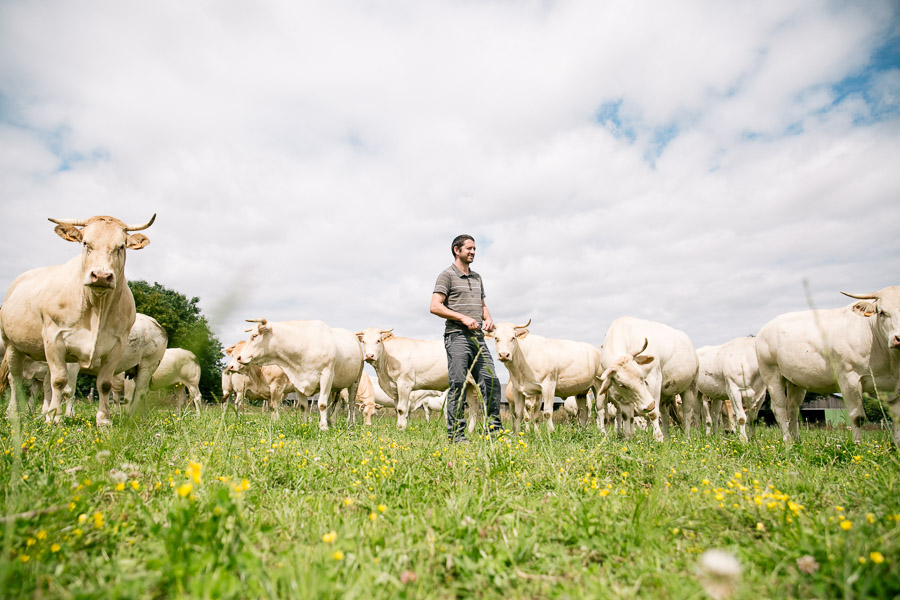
(433, 264), (485, 334)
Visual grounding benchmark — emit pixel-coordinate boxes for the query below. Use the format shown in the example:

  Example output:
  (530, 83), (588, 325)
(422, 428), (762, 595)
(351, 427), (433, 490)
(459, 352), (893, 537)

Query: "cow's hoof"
(96, 414), (112, 427)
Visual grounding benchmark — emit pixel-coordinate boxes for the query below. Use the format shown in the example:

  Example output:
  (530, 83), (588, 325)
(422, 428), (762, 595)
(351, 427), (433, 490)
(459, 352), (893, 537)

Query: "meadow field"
(1, 402), (897, 599)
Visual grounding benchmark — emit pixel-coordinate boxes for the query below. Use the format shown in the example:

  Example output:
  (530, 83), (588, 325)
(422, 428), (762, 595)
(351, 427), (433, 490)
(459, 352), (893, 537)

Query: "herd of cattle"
(1, 215), (898, 450)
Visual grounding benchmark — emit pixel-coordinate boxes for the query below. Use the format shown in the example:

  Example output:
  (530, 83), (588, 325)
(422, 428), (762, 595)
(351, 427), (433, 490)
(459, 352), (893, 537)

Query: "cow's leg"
(94, 362), (117, 427)
(701, 395), (713, 435)
(888, 387), (900, 449)
(539, 381), (556, 433)
(396, 379), (413, 431)
(575, 393), (589, 427)
(269, 380), (286, 421)
(726, 382), (749, 442)
(5, 347), (27, 419)
(318, 370), (335, 431)
(42, 344), (72, 424)
(466, 383), (482, 434)
(657, 403), (669, 441)
(786, 382), (806, 442)
(175, 385), (187, 412)
(837, 373), (865, 444)
(595, 392), (607, 433)
(188, 384), (202, 415)
(41, 374), (52, 414)
(346, 380), (360, 427)
(510, 389), (524, 434)
(681, 385), (700, 438)
(127, 360), (154, 416)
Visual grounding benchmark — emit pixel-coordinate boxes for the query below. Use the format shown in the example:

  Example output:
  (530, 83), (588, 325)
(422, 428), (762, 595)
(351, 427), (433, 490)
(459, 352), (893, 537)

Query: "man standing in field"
(430, 234), (502, 443)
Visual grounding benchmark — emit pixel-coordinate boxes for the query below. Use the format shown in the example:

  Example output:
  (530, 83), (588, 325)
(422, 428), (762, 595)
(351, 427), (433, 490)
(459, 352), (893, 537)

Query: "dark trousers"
(444, 331), (502, 440)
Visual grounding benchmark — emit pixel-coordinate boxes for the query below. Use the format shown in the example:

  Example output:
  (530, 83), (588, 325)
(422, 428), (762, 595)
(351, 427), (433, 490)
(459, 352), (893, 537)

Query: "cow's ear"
(381, 332), (394, 342)
(125, 233), (150, 249)
(54, 224), (83, 243)
(635, 355), (654, 365)
(355, 331), (364, 341)
(515, 328), (529, 339)
(598, 369), (614, 394)
(258, 323), (271, 335)
(851, 301), (877, 317)
(224, 345), (234, 356)
(484, 329), (494, 339)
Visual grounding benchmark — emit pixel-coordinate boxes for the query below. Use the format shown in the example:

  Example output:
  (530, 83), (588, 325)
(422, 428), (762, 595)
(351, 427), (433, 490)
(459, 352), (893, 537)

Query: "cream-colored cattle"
(697, 338), (766, 442)
(488, 320), (601, 434)
(235, 319), (363, 431)
(149, 348), (203, 413)
(598, 316), (700, 443)
(223, 341), (303, 420)
(756, 287), (900, 447)
(0, 214), (155, 425)
(356, 327), (481, 431)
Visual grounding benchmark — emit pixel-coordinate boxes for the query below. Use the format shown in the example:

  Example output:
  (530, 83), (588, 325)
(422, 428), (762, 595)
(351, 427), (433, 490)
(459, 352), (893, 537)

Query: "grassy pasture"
(1, 402), (898, 599)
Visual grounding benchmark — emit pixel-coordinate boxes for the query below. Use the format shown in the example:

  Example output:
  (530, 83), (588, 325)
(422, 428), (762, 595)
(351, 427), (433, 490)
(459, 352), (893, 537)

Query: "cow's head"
(49, 214), (155, 291)
(234, 318), (272, 366)
(225, 341), (249, 373)
(843, 287), (900, 350)
(356, 327), (393, 364)
(597, 338), (658, 414)
(486, 319), (531, 362)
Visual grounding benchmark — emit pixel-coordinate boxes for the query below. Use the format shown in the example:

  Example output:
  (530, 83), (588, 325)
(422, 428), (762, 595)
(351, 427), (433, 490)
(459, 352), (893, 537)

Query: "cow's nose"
(891, 335), (900, 349)
(365, 354), (374, 360)
(498, 352), (510, 361)
(90, 270), (114, 287)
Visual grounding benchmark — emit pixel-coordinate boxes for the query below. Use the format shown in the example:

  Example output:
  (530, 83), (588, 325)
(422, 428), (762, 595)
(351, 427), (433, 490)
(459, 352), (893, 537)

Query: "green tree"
(129, 280), (224, 400)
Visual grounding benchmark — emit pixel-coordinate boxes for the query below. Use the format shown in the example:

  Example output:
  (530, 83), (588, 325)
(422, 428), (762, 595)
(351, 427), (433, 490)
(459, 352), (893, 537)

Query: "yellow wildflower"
(322, 531), (337, 544)
(93, 512), (104, 529)
(344, 498), (354, 506)
(333, 550), (344, 560)
(115, 482), (125, 492)
(840, 520), (853, 531)
(51, 544), (61, 553)
(177, 483), (193, 498)
(377, 504), (387, 513)
(186, 461), (203, 484)
(870, 552), (884, 564)
(131, 480), (140, 491)
(36, 530), (47, 540)
(369, 512), (377, 521)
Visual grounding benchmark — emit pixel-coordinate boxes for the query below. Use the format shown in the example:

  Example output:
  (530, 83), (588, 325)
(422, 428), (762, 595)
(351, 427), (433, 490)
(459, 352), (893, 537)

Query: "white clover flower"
(697, 549), (741, 600)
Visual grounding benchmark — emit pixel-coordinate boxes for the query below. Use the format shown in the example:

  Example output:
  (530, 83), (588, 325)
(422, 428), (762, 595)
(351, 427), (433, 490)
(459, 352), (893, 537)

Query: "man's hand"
(482, 317), (495, 333)
(461, 315), (479, 330)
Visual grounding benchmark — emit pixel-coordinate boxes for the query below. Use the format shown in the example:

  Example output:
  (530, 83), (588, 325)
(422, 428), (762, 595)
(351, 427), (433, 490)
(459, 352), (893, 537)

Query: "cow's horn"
(632, 338), (649, 357)
(246, 318), (268, 324)
(514, 318), (532, 329)
(841, 291), (878, 300)
(125, 214), (156, 232)
(380, 328), (394, 334)
(48, 217), (89, 227)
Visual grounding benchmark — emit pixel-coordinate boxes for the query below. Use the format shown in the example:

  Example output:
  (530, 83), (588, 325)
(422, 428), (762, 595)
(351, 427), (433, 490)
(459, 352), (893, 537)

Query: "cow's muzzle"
(891, 335), (900, 349)
(87, 270), (115, 289)
(498, 352), (510, 362)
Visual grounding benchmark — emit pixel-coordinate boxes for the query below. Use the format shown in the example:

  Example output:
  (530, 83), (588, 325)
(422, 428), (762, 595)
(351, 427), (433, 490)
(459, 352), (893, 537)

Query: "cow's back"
(756, 307), (869, 394)
(528, 337), (601, 396)
(382, 337), (448, 390)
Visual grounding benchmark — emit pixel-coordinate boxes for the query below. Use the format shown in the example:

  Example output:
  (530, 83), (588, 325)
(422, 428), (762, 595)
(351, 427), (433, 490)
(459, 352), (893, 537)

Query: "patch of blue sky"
(828, 28), (900, 124)
(594, 99), (636, 143)
(644, 122), (680, 166)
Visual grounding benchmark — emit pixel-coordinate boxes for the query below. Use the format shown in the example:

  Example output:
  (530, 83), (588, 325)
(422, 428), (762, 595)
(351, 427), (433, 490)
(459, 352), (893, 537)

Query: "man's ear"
(54, 224), (83, 243)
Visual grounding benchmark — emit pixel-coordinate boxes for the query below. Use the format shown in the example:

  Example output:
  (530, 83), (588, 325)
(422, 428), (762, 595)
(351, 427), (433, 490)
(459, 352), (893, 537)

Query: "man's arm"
(430, 293), (479, 330)
(481, 299), (495, 332)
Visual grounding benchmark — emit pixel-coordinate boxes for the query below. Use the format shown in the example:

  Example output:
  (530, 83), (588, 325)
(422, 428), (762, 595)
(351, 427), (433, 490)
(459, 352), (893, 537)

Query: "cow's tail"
(0, 356), (9, 398)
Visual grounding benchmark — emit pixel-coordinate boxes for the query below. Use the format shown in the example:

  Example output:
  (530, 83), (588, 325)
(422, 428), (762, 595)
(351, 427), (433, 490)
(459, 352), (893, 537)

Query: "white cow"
(410, 389), (445, 422)
(149, 348), (203, 413)
(488, 320), (602, 434)
(598, 316), (700, 442)
(356, 327), (482, 431)
(696, 337), (767, 442)
(0, 214), (155, 425)
(234, 319), (363, 431)
(223, 341), (304, 420)
(756, 287), (900, 447)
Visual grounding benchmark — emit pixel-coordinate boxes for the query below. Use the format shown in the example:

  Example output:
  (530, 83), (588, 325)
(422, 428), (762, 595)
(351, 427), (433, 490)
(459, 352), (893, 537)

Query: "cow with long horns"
(0, 214), (155, 425)
(756, 286), (900, 447)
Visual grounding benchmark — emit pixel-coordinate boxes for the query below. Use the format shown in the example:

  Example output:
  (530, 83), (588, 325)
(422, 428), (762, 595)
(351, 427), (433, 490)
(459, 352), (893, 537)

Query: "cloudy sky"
(1, 0), (899, 379)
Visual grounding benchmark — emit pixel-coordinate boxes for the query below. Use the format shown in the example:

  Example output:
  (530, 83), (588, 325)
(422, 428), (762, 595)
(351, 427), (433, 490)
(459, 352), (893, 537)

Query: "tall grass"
(1, 403), (898, 599)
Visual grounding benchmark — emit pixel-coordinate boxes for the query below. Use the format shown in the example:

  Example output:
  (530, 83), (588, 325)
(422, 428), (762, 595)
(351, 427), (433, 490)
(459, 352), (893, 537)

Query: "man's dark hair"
(451, 234), (474, 257)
